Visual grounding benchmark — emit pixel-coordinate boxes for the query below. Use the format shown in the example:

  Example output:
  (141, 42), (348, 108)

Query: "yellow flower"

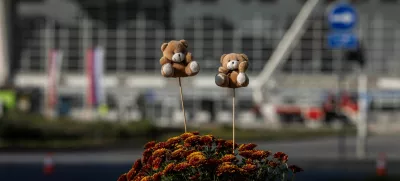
(187, 152), (206, 167)
(221, 154), (238, 163)
(170, 148), (185, 160)
(216, 162), (240, 176)
(140, 176), (152, 181)
(166, 136), (181, 145)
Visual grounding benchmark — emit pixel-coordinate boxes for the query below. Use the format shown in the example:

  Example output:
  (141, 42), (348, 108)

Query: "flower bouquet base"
(117, 132), (303, 181)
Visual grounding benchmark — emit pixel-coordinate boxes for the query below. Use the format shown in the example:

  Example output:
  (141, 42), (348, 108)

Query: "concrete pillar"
(0, 0), (10, 86)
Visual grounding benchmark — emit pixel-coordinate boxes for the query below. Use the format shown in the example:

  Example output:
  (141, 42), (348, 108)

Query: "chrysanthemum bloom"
(184, 135), (201, 147)
(117, 173), (127, 181)
(273, 151), (288, 163)
(154, 142), (168, 149)
(187, 152), (207, 167)
(140, 176), (152, 181)
(216, 162), (241, 176)
(224, 140), (239, 149)
(170, 148), (185, 160)
(268, 160), (278, 168)
(216, 139), (226, 148)
(221, 154), (238, 163)
(183, 149), (197, 157)
(250, 150), (271, 160)
(180, 132), (195, 140)
(126, 159), (142, 179)
(132, 159), (142, 170)
(200, 135), (214, 146)
(238, 143), (258, 151)
(162, 163), (175, 175)
(132, 175), (144, 181)
(152, 157), (163, 170)
(142, 149), (153, 163)
(242, 163), (257, 173)
(173, 162), (191, 172)
(245, 159), (253, 164)
(175, 144), (184, 149)
(289, 165), (304, 173)
(166, 136), (182, 146)
(152, 148), (170, 158)
(151, 172), (162, 181)
(239, 150), (254, 159)
(144, 141), (156, 149)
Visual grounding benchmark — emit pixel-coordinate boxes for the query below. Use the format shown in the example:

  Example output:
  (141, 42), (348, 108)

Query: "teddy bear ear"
(161, 43), (168, 52)
(240, 53), (249, 62)
(220, 54), (227, 64)
(179, 39), (188, 48)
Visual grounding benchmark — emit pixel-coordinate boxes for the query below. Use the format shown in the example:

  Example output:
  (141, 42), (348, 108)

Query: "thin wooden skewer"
(178, 77), (187, 133)
(232, 88), (236, 154)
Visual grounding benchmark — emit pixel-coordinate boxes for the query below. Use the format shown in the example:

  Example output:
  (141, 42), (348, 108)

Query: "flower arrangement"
(117, 132), (303, 181)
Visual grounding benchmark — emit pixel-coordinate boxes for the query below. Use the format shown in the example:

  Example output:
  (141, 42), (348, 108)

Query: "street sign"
(328, 3), (357, 31)
(327, 32), (358, 49)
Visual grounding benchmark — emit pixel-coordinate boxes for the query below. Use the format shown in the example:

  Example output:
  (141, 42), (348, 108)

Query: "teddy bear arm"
(160, 56), (172, 65)
(185, 52), (193, 63)
(218, 66), (229, 74)
(239, 61), (249, 73)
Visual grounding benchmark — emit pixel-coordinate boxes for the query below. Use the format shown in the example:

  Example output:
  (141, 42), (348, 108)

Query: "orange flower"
(144, 141), (156, 149)
(162, 163), (175, 175)
(183, 149), (197, 157)
(117, 173), (127, 181)
(175, 144), (184, 149)
(166, 136), (182, 146)
(221, 154), (238, 163)
(180, 132), (195, 140)
(151, 172), (162, 181)
(170, 148), (185, 160)
(238, 143), (257, 151)
(127, 168), (138, 180)
(192, 131), (200, 135)
(140, 176), (152, 181)
(242, 163), (257, 173)
(200, 135), (214, 145)
(132, 176), (144, 181)
(184, 135), (201, 147)
(239, 150), (254, 159)
(216, 139), (226, 148)
(251, 150), (270, 160)
(187, 152), (206, 167)
(154, 142), (168, 149)
(173, 162), (191, 172)
(152, 148), (169, 158)
(152, 157), (163, 170)
(216, 162), (240, 176)
(224, 140), (239, 149)
(245, 159), (253, 164)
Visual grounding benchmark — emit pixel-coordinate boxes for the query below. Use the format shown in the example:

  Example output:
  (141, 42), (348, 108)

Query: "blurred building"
(3, 0), (400, 125)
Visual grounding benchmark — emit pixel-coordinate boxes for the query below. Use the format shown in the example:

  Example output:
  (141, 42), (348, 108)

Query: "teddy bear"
(160, 39), (200, 78)
(215, 53), (249, 88)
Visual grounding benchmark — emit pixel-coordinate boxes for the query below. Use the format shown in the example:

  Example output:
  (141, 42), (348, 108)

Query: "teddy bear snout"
(172, 52), (185, 62)
(227, 60), (239, 70)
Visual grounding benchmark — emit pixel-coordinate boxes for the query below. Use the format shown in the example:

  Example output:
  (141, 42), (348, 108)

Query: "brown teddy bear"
(160, 40), (200, 77)
(215, 53), (249, 88)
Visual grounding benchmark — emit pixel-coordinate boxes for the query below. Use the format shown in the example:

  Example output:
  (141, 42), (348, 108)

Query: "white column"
(356, 73), (368, 159)
(0, 0), (10, 86)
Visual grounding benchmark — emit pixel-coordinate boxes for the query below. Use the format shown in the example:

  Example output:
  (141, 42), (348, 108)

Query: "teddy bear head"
(220, 53), (249, 71)
(161, 40), (189, 63)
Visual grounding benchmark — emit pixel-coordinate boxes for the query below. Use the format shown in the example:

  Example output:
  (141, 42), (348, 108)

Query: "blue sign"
(328, 3), (357, 31)
(327, 32), (358, 49)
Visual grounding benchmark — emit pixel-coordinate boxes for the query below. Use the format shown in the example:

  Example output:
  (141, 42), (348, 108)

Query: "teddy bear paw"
(161, 63), (174, 77)
(237, 72), (247, 85)
(189, 61), (200, 73)
(215, 73), (226, 86)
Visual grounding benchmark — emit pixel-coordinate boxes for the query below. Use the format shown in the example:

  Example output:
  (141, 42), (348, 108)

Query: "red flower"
(268, 161), (278, 168)
(251, 150), (270, 160)
(274, 151), (288, 161)
(132, 159), (142, 170)
(173, 162), (191, 172)
(152, 157), (163, 170)
(289, 165), (304, 173)
(189, 173), (201, 180)
(239, 150), (254, 159)
(166, 136), (182, 146)
(162, 163), (175, 175)
(205, 158), (222, 166)
(184, 135), (201, 147)
(144, 141), (156, 149)
(142, 149), (153, 163)
(238, 143), (258, 151)
(154, 142), (168, 149)
(224, 140), (239, 149)
(170, 148), (185, 160)
(151, 172), (162, 181)
(242, 163), (257, 173)
(200, 135), (214, 146)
